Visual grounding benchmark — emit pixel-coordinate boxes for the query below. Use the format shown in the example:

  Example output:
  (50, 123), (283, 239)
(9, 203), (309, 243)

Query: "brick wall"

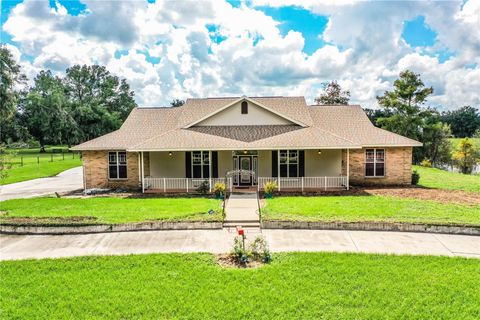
(343, 147), (413, 186)
(82, 151), (150, 189)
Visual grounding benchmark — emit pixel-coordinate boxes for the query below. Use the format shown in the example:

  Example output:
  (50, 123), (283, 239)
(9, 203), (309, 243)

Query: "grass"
(2, 145), (81, 185)
(1, 158), (81, 185)
(0, 197), (223, 224)
(449, 137), (480, 148)
(413, 165), (480, 193)
(262, 196), (480, 225)
(1, 253), (479, 319)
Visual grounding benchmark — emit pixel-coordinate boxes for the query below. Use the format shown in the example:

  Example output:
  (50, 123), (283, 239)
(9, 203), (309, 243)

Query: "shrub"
(196, 180), (209, 194)
(263, 181), (277, 196)
(420, 159), (432, 167)
(233, 236), (249, 264)
(232, 235), (271, 266)
(411, 170), (420, 185)
(213, 182), (225, 198)
(250, 236), (271, 263)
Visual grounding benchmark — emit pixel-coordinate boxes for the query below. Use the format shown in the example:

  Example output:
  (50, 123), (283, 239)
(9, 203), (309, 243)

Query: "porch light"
(168, 151), (172, 156)
(243, 150), (248, 154)
(317, 150), (322, 155)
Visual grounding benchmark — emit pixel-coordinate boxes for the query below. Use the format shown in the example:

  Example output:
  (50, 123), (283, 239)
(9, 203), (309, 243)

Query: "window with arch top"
(241, 101), (248, 114)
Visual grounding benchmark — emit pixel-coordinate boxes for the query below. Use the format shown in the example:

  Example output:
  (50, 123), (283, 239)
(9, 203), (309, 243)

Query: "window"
(365, 149), (385, 177)
(108, 151), (127, 179)
(279, 150), (299, 177)
(241, 101), (248, 114)
(192, 151), (210, 178)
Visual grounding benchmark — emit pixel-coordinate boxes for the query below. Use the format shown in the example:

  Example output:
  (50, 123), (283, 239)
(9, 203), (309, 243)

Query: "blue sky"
(1, 0), (479, 108)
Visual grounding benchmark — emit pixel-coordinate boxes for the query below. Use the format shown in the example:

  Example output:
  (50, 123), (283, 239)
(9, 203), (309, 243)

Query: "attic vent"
(241, 101), (248, 114)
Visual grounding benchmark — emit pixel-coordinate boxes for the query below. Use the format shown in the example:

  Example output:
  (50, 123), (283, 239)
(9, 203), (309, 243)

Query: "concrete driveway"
(0, 166), (83, 201)
(1, 229), (479, 261)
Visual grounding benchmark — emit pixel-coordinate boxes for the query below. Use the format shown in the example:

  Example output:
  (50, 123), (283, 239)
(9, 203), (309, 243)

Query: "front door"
(239, 156), (251, 185)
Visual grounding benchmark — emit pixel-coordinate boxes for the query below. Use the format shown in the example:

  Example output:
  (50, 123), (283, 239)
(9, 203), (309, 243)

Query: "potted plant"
(213, 182), (226, 199)
(263, 181), (277, 199)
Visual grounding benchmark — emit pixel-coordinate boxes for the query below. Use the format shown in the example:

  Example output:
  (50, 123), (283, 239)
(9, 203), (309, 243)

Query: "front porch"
(140, 149), (350, 193)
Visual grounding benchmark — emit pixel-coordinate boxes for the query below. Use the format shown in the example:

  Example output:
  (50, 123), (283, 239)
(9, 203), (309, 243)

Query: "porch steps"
(223, 220), (261, 228)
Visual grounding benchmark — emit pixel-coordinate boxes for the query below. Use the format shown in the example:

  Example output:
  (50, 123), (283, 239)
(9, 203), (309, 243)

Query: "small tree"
(170, 99), (185, 107)
(314, 81), (350, 105)
(452, 138), (479, 174)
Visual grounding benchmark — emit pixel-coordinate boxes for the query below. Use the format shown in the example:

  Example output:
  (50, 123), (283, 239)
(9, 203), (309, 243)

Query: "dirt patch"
(216, 254), (265, 269)
(363, 187), (480, 206)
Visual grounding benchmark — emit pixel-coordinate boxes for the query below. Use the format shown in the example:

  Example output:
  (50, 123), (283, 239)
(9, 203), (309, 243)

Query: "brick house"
(71, 96), (421, 192)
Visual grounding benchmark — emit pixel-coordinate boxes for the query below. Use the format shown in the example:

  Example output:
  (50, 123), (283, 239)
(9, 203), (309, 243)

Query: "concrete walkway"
(224, 192), (260, 226)
(0, 166), (83, 201)
(1, 229), (479, 261)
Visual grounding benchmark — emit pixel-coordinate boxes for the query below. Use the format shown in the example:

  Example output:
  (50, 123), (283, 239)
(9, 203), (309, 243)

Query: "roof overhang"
(127, 146), (363, 152)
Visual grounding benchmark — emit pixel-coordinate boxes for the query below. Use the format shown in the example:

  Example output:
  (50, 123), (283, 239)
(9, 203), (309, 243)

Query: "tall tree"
(314, 81), (350, 105)
(0, 45), (26, 121)
(63, 65), (137, 142)
(421, 109), (452, 166)
(0, 45), (28, 144)
(170, 99), (185, 107)
(452, 138), (479, 174)
(363, 108), (393, 127)
(376, 70), (433, 140)
(441, 106), (480, 138)
(22, 71), (69, 152)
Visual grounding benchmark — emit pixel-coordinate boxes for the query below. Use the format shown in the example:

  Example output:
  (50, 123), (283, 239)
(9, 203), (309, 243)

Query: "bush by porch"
(0, 197), (223, 225)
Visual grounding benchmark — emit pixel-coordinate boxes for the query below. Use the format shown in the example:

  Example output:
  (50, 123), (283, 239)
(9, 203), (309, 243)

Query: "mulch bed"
(362, 187), (480, 206)
(260, 186), (480, 206)
(216, 254), (265, 269)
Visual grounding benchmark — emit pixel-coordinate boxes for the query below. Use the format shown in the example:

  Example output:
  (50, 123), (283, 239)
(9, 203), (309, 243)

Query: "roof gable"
(183, 97), (309, 128)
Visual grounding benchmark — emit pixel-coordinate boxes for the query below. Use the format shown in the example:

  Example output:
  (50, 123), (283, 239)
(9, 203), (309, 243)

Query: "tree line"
(1, 46), (137, 151)
(315, 73), (480, 174)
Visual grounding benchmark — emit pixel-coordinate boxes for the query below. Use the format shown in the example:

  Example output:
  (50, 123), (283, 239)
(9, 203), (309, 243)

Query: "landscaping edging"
(261, 220), (480, 236)
(0, 221), (223, 235)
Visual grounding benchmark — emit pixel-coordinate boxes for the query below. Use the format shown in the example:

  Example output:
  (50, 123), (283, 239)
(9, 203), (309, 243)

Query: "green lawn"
(449, 137), (480, 148)
(262, 196), (480, 225)
(1, 158), (81, 185)
(0, 197), (223, 224)
(2, 145), (81, 185)
(1, 253), (479, 319)
(413, 165), (480, 193)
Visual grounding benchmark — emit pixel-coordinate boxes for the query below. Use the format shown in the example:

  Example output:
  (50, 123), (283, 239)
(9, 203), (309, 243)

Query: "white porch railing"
(257, 176), (348, 191)
(144, 177), (233, 192)
(143, 176), (348, 192)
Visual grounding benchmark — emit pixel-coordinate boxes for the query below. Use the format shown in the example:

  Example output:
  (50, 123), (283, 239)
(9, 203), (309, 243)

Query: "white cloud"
(2, 0), (479, 109)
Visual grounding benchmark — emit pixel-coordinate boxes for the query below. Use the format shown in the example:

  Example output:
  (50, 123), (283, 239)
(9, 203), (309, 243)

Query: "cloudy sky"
(1, 0), (479, 109)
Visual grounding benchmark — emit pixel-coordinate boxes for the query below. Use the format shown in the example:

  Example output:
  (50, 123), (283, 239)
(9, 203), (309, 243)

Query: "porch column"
(277, 149), (281, 191)
(141, 151), (145, 193)
(209, 150), (212, 192)
(346, 148), (350, 190)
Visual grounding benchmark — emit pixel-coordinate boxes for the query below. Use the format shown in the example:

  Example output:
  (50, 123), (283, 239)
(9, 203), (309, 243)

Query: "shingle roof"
(187, 125), (302, 142)
(71, 97), (422, 151)
(308, 105), (422, 147)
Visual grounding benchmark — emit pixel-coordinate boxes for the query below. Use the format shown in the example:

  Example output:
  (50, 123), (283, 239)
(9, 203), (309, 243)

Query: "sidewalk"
(0, 167), (83, 201)
(1, 229), (478, 261)
(224, 192), (260, 226)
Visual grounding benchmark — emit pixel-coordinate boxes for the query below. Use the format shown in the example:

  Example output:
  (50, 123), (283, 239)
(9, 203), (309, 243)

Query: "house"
(71, 96), (422, 193)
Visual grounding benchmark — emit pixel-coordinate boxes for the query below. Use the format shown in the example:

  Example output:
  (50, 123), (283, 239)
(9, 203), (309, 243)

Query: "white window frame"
(191, 151), (210, 178)
(108, 151), (127, 180)
(365, 148), (385, 178)
(279, 149), (299, 177)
